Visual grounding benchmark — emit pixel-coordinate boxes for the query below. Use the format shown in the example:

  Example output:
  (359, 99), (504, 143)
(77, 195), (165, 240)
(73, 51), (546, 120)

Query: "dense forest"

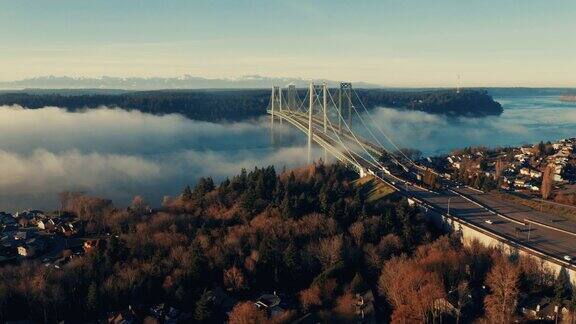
(0, 163), (573, 323)
(0, 88), (502, 121)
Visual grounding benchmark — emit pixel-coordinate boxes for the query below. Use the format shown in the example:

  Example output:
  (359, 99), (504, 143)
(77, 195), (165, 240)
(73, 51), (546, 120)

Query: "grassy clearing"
(355, 175), (397, 202)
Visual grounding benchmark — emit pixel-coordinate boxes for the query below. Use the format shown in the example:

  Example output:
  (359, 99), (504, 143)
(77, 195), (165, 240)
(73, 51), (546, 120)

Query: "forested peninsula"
(0, 88), (503, 121)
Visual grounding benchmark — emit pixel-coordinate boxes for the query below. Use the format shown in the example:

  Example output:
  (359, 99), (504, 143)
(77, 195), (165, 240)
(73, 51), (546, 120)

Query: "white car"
(564, 255), (572, 262)
(484, 220), (494, 225)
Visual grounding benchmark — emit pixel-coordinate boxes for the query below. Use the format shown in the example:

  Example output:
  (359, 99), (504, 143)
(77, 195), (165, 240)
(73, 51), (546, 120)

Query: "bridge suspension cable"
(350, 88), (421, 170)
(322, 87), (388, 172)
(339, 89), (408, 170)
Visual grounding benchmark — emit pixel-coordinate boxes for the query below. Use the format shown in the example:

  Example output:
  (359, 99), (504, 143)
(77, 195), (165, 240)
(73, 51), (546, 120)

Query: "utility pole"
(322, 82), (327, 133)
(456, 74), (461, 94)
(527, 222), (532, 242)
(322, 82), (328, 163)
(308, 82), (314, 164)
(338, 84), (342, 134)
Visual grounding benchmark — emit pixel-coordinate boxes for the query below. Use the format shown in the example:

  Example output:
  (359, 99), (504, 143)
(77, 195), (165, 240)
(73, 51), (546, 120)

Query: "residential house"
(37, 218), (57, 231)
(520, 147), (534, 155)
(521, 297), (570, 321)
(520, 168), (531, 176)
(530, 170), (542, 178)
(255, 292), (285, 318)
(14, 231), (27, 241)
(514, 179), (526, 187)
(17, 238), (45, 257)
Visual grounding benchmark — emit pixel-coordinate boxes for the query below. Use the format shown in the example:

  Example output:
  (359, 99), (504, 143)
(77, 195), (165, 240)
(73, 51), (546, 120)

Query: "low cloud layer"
(0, 106), (316, 211)
(361, 101), (576, 156)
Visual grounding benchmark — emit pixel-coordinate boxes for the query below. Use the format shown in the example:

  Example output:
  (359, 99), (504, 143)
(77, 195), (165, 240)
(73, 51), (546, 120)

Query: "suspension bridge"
(266, 82), (576, 279)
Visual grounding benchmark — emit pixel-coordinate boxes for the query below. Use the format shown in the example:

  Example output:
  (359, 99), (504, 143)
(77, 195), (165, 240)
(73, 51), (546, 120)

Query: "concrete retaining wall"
(423, 209), (576, 286)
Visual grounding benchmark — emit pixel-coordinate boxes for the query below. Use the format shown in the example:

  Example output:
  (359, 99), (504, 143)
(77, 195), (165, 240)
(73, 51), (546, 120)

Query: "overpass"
(267, 82), (576, 279)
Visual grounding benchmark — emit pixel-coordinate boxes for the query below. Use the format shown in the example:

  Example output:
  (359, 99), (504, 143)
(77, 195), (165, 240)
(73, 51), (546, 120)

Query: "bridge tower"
(287, 84), (297, 111)
(270, 86), (276, 129)
(338, 82), (352, 133)
(278, 86), (283, 125)
(270, 86), (282, 142)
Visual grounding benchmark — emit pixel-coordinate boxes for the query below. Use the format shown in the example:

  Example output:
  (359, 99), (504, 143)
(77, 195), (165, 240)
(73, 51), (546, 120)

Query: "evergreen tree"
(182, 185), (193, 201)
(554, 268), (572, 301)
(351, 272), (368, 294)
(86, 282), (99, 314)
(194, 289), (215, 323)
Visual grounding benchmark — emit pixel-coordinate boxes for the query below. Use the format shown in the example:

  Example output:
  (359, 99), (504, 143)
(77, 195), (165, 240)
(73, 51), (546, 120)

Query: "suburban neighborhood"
(423, 138), (576, 204)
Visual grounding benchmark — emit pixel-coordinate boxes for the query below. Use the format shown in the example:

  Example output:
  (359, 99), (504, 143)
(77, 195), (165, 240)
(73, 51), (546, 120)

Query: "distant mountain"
(0, 75), (380, 90)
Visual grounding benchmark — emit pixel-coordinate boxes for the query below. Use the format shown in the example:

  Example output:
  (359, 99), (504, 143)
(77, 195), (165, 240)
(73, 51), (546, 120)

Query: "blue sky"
(1, 0), (575, 86)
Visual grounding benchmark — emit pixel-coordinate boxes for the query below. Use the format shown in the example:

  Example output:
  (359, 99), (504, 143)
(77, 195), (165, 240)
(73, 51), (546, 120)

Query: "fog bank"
(0, 106), (314, 211)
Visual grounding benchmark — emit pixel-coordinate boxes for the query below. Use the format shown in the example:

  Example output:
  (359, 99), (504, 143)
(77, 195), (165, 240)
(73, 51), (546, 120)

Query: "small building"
(255, 292), (285, 318)
(37, 218), (57, 231)
(520, 147), (534, 155)
(17, 238), (44, 257)
(530, 170), (542, 178)
(521, 297), (570, 321)
(14, 231), (27, 241)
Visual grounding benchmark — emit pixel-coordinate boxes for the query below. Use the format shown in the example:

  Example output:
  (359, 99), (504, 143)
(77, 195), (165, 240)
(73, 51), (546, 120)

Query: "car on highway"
(484, 220), (494, 225)
(564, 255), (572, 262)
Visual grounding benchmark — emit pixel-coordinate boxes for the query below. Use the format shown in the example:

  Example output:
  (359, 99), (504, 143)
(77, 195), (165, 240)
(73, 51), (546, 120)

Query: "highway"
(400, 182), (576, 264)
(272, 109), (576, 269)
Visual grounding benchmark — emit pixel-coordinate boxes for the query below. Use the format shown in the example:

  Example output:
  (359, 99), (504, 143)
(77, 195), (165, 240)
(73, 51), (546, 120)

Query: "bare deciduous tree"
(228, 301), (268, 324)
(224, 266), (246, 292)
(316, 235), (344, 270)
(541, 164), (555, 199)
(484, 256), (520, 323)
(495, 159), (505, 181)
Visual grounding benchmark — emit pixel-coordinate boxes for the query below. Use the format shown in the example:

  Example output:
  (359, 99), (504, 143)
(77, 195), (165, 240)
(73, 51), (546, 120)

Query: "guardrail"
(454, 187), (576, 237)
(524, 218), (576, 238)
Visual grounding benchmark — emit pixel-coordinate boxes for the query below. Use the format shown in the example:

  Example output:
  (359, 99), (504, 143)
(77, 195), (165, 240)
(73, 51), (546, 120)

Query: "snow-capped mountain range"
(0, 75), (380, 90)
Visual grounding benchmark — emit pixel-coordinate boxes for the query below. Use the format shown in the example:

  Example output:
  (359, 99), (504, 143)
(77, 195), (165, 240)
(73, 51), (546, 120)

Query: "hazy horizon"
(2, 75), (576, 91)
(1, 0), (575, 87)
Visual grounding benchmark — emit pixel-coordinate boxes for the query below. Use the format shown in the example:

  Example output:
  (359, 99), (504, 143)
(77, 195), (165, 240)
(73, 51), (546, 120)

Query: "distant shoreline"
(0, 88), (503, 121)
(560, 94), (576, 102)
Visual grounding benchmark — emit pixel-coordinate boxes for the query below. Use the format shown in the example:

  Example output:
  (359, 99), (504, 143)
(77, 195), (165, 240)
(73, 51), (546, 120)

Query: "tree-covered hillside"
(1, 163), (572, 323)
(0, 88), (502, 121)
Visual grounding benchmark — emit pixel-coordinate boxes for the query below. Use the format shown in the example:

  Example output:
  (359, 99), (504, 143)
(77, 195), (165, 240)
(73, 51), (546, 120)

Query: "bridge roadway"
(271, 109), (576, 270)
